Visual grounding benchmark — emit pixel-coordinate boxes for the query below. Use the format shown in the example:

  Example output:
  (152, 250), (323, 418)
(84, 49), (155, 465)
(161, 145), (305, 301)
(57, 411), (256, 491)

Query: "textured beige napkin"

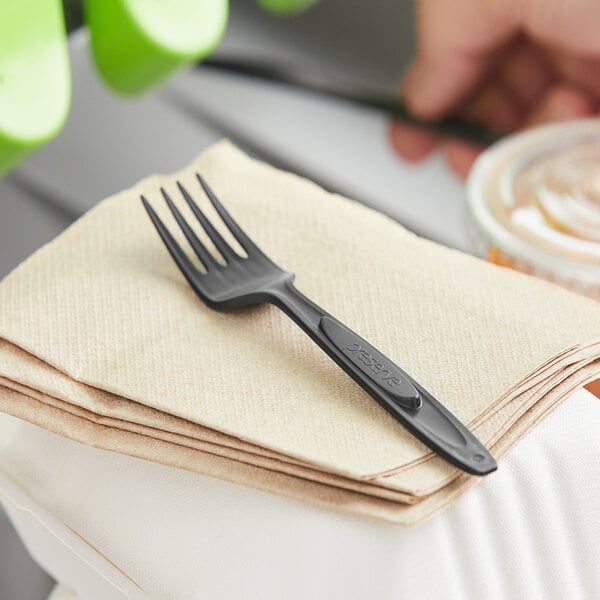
(1, 140), (599, 524)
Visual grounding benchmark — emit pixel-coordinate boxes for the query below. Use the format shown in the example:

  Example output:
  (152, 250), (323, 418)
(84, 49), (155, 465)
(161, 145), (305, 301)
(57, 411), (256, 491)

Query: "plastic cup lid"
(467, 119), (600, 286)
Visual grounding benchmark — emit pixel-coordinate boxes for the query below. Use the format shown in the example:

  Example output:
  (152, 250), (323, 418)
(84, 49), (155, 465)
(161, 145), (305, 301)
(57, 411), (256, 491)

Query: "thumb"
(403, 0), (516, 119)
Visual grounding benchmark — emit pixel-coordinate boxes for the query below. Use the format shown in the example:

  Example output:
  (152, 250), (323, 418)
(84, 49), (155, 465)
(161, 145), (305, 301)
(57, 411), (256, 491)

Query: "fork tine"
(141, 196), (206, 286)
(161, 187), (216, 270)
(177, 181), (237, 261)
(196, 174), (259, 255)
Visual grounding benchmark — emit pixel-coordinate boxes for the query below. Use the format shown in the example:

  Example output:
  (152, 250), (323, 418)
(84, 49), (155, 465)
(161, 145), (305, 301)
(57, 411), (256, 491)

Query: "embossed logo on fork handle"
(319, 316), (422, 411)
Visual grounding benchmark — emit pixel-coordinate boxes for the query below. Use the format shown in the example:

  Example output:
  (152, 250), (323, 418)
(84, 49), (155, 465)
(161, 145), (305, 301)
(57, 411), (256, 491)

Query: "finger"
(498, 41), (554, 110)
(444, 84), (596, 180)
(388, 121), (440, 162)
(516, 0), (600, 57)
(524, 84), (596, 127)
(442, 140), (483, 180)
(403, 0), (516, 119)
(460, 79), (523, 131)
(549, 52), (600, 99)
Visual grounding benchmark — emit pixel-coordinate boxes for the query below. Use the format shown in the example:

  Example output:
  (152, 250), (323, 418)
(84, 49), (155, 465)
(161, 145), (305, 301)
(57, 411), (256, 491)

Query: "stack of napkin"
(1, 141), (599, 525)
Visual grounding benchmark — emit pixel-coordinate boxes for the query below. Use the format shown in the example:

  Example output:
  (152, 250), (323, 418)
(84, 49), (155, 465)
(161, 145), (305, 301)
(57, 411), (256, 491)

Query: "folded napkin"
(1, 140), (599, 525)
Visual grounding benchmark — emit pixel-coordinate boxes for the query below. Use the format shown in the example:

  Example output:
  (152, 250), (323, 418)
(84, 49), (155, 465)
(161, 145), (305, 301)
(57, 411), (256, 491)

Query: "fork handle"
(271, 280), (497, 476)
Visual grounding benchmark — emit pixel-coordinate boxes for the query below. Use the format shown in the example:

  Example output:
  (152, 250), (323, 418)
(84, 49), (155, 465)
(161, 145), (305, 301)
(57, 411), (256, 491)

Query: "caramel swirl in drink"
(468, 119), (600, 302)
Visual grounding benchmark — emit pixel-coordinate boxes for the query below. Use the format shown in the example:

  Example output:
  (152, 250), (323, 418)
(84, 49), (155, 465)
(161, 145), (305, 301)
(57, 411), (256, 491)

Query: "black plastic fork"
(141, 175), (497, 476)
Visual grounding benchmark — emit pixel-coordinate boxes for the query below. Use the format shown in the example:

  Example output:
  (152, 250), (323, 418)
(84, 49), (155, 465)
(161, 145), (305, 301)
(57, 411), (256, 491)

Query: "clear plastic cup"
(467, 119), (600, 301)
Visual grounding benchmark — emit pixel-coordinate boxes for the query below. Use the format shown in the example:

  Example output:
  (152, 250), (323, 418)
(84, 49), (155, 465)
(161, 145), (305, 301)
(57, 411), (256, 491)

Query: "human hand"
(390, 0), (600, 178)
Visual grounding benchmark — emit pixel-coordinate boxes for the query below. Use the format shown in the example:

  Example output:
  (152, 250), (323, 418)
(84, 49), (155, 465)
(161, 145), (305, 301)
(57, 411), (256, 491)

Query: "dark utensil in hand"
(141, 176), (497, 475)
(199, 57), (504, 147)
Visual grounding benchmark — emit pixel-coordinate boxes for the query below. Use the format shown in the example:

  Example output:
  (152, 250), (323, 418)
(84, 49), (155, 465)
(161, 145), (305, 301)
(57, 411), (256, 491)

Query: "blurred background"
(0, 0), (472, 596)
